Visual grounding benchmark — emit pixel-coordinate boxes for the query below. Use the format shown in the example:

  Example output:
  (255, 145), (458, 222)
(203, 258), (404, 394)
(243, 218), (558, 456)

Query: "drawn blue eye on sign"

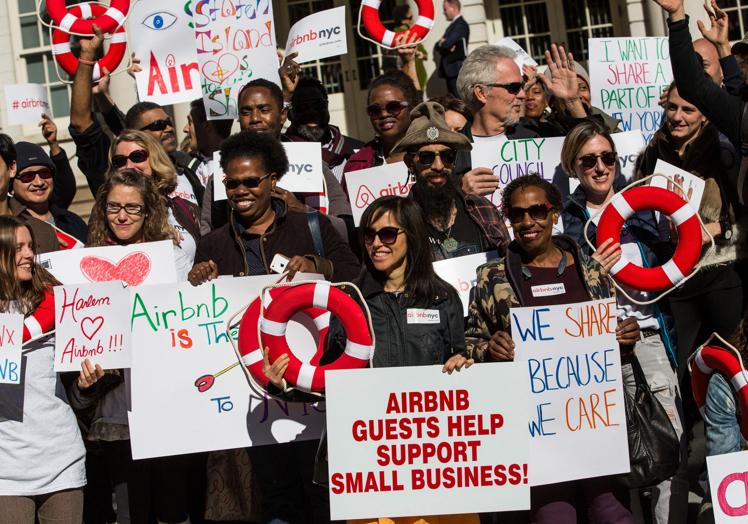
(143, 11), (177, 31)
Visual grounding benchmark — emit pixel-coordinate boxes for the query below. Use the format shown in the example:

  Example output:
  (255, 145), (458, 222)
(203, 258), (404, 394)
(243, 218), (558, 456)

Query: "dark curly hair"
(367, 70), (420, 108)
(501, 174), (563, 213)
(219, 130), (289, 179)
(237, 78), (284, 110)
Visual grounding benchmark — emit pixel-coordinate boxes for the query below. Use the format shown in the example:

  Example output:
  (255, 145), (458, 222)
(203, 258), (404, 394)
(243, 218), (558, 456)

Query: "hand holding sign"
(77, 358), (104, 389)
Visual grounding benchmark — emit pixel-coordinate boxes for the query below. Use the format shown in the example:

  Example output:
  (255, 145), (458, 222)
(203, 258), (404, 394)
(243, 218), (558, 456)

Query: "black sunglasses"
(578, 151), (617, 169)
(363, 226), (404, 245)
(106, 202), (145, 216)
(223, 173), (273, 190)
(482, 82), (525, 95)
(411, 149), (457, 166)
(111, 149), (150, 169)
(139, 118), (174, 132)
(504, 203), (555, 223)
(366, 100), (410, 118)
(16, 168), (53, 184)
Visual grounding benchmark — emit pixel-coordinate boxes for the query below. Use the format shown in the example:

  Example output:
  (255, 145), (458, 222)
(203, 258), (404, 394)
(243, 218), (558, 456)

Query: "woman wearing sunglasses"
(559, 120), (686, 523)
(466, 173), (638, 523)
(109, 130), (200, 281)
(342, 70), (419, 183)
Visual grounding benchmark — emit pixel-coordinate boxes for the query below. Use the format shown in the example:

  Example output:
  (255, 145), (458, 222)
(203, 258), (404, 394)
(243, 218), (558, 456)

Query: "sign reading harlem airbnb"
(285, 6), (347, 63)
(344, 162), (411, 225)
(54, 281), (131, 372)
(708, 451), (748, 523)
(325, 364), (530, 520)
(128, 0), (201, 105)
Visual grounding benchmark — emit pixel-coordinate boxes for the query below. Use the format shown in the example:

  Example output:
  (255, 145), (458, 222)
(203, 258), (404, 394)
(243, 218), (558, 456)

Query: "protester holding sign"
(0, 216), (103, 524)
(466, 174), (638, 522)
(559, 121), (687, 522)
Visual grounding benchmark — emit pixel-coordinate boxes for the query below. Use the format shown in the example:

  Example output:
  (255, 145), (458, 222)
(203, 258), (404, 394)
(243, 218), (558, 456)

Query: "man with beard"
(394, 101), (510, 260)
(284, 76), (363, 181)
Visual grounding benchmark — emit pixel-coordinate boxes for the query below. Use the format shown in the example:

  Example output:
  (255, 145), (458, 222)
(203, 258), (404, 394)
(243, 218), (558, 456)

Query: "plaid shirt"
(462, 192), (510, 256)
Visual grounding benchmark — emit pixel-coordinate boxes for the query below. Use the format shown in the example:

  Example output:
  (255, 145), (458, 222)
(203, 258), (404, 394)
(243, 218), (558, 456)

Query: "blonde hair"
(560, 120), (616, 178)
(110, 130), (178, 195)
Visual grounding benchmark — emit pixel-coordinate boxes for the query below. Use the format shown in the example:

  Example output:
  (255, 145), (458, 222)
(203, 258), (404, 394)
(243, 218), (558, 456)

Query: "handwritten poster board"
(325, 363), (530, 520)
(285, 6), (348, 63)
(511, 299), (629, 485)
(128, 275), (327, 459)
(433, 251), (498, 316)
(343, 162), (411, 225)
(0, 314), (23, 384)
(128, 0), (201, 105)
(650, 159), (706, 212)
(193, 0), (281, 120)
(54, 282), (132, 371)
(589, 38), (672, 143)
(707, 450), (748, 523)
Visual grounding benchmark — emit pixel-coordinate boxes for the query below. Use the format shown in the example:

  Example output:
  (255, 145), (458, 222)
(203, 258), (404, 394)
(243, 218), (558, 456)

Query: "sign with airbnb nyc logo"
(285, 6), (348, 64)
(344, 162), (411, 225)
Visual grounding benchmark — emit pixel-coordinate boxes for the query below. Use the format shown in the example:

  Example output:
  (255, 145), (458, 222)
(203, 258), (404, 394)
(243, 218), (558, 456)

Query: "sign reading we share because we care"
(511, 299), (629, 486)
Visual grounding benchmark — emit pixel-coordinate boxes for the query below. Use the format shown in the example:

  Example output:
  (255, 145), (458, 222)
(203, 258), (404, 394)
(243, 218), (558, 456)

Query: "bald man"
(694, 38), (724, 84)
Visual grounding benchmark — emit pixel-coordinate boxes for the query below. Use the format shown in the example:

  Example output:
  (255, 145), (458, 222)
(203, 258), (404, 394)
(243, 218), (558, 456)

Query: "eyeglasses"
(112, 149), (150, 169)
(139, 118), (174, 132)
(366, 100), (410, 118)
(504, 203), (555, 223)
(106, 202), (145, 216)
(223, 173), (273, 190)
(363, 226), (404, 245)
(15, 168), (53, 184)
(411, 149), (457, 166)
(481, 82), (525, 95)
(577, 151), (618, 170)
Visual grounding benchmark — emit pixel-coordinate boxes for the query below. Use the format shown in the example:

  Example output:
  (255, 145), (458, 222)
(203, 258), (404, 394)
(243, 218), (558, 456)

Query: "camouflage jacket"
(466, 235), (615, 361)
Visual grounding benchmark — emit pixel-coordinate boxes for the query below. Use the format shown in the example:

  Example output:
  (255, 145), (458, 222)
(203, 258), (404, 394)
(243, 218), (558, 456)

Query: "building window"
(562, 0), (615, 61)
(349, 0), (396, 90)
(17, 0), (72, 117)
(721, 0), (748, 42)
(498, 0), (552, 62)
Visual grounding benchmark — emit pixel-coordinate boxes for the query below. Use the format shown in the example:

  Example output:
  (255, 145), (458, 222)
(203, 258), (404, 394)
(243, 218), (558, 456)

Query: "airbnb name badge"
(406, 309), (440, 324)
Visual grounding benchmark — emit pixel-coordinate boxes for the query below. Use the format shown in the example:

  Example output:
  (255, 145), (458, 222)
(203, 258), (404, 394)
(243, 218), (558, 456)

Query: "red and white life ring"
(361, 0), (435, 48)
(51, 3), (128, 82)
(595, 186), (702, 292)
(23, 289), (55, 343)
(237, 286), (330, 388)
(46, 0), (129, 35)
(260, 282), (373, 393)
(691, 345), (748, 440)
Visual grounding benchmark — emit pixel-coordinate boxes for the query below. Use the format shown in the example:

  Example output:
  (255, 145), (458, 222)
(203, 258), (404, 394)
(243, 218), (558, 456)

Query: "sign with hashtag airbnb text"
(707, 451), (748, 523)
(344, 162), (411, 225)
(4, 84), (51, 125)
(285, 6), (347, 63)
(326, 363), (531, 520)
(0, 314), (23, 384)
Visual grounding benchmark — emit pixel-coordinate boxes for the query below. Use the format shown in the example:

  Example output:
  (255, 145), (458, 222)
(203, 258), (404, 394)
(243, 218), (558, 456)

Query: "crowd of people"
(3, 0), (748, 522)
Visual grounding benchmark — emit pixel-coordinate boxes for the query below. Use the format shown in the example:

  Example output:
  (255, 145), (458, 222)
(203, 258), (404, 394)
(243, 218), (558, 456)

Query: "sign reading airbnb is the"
(285, 6), (348, 63)
(54, 281), (131, 371)
(707, 451), (748, 523)
(325, 363), (530, 520)
(344, 162), (411, 225)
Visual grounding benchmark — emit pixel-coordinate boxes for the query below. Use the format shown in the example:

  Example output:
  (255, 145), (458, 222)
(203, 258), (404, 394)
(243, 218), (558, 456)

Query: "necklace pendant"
(442, 237), (459, 253)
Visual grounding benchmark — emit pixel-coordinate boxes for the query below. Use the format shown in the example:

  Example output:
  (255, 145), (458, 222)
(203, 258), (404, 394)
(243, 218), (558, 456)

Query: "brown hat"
(391, 101), (472, 154)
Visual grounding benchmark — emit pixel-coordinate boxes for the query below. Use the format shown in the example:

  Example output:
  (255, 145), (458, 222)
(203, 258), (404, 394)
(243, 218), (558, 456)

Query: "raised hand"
(79, 24), (104, 62)
(652, 0), (686, 21)
(697, 0), (731, 56)
(278, 52), (301, 101)
(39, 114), (58, 145)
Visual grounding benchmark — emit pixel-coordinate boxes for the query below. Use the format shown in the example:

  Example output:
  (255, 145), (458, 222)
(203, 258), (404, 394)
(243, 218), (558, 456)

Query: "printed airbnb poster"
(285, 6), (347, 63)
(433, 252), (499, 316)
(325, 363), (530, 520)
(4, 84), (51, 125)
(511, 299), (629, 485)
(54, 281), (132, 371)
(344, 162), (411, 225)
(0, 314), (23, 384)
(707, 450), (748, 523)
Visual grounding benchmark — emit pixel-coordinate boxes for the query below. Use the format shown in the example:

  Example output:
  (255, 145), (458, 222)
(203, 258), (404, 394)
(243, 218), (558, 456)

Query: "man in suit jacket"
(434, 0), (469, 96)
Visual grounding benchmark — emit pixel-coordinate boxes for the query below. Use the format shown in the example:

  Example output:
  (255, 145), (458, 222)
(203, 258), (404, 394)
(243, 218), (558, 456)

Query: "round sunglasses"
(366, 100), (410, 118)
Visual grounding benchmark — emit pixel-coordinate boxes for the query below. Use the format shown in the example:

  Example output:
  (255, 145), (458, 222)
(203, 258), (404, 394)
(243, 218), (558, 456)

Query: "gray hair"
(456, 46), (518, 109)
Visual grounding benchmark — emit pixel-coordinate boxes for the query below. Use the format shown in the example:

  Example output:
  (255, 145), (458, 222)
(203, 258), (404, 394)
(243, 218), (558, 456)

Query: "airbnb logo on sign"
(718, 471), (748, 516)
(289, 26), (341, 47)
(355, 185), (376, 209)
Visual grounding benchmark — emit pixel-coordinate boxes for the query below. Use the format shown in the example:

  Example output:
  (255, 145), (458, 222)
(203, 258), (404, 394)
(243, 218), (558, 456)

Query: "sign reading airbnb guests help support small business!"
(325, 364), (530, 520)
(707, 450), (748, 522)
(285, 6), (347, 63)
(511, 299), (629, 485)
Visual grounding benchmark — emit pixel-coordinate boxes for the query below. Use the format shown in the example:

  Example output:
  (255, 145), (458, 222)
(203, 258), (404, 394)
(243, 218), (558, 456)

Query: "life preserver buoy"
(361, 0), (434, 48)
(595, 186), (702, 292)
(46, 0), (129, 35)
(237, 286), (330, 388)
(691, 344), (748, 441)
(260, 282), (373, 393)
(51, 3), (128, 82)
(23, 289), (55, 343)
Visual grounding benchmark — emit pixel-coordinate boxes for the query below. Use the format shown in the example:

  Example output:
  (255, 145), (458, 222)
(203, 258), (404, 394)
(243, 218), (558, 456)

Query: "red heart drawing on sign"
(202, 54), (239, 85)
(81, 316), (104, 340)
(79, 252), (152, 286)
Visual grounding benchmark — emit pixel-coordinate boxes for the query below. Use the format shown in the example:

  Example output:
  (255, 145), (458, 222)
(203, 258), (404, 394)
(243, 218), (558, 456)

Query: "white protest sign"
(650, 159), (706, 211)
(494, 37), (538, 70)
(613, 130), (647, 180)
(325, 363), (530, 520)
(589, 38), (672, 143)
(707, 450), (748, 523)
(344, 162), (411, 225)
(511, 299), (629, 485)
(128, 0), (201, 105)
(38, 240), (177, 286)
(193, 0), (280, 120)
(433, 251), (498, 316)
(4, 84), (51, 125)
(54, 282), (131, 371)
(0, 314), (23, 384)
(128, 274), (327, 459)
(285, 6), (347, 63)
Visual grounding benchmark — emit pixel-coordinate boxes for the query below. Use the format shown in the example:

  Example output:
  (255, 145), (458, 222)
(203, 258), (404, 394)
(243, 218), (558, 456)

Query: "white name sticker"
(530, 283), (566, 298)
(406, 309), (440, 324)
